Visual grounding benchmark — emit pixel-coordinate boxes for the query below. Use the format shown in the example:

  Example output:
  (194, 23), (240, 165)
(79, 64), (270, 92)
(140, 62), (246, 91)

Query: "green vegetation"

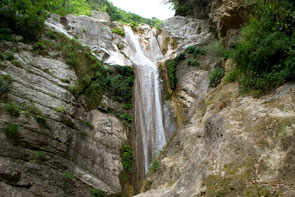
(85, 121), (94, 129)
(33, 151), (46, 161)
(0, 28), (15, 41)
(32, 41), (48, 54)
(79, 130), (87, 136)
(203, 160), (279, 197)
(4, 122), (20, 139)
(186, 58), (199, 66)
(35, 115), (49, 128)
(4, 101), (21, 117)
(0, 74), (13, 96)
(165, 0), (209, 16)
(148, 155), (160, 173)
(63, 170), (75, 181)
(11, 60), (21, 67)
(122, 144), (133, 174)
(41, 31), (135, 109)
(25, 104), (50, 129)
(130, 22), (139, 31)
(123, 103), (132, 110)
(54, 105), (67, 113)
(90, 189), (105, 197)
(45, 30), (58, 40)
(111, 27), (125, 37)
(167, 60), (177, 90)
(223, 68), (239, 84)
(0, 52), (15, 61)
(0, 0), (161, 43)
(185, 46), (206, 57)
(120, 112), (132, 128)
(204, 40), (225, 56)
(174, 52), (185, 62)
(208, 67), (225, 88)
(68, 85), (78, 96)
(228, 0), (295, 95)
(0, 0), (91, 42)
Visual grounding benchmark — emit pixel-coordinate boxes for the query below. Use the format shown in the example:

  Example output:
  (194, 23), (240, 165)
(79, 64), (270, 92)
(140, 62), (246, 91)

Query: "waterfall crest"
(124, 26), (168, 177)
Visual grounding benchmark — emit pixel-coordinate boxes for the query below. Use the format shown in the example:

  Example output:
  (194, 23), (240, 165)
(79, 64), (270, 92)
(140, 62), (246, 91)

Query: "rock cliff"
(0, 15), (128, 196)
(1, 0), (295, 196)
(137, 80), (295, 196)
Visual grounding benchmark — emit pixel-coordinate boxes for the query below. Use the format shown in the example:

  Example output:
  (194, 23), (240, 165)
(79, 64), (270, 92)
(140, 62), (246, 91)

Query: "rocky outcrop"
(137, 81), (295, 196)
(0, 36), (126, 196)
(46, 13), (132, 66)
(160, 16), (212, 52)
(209, 0), (251, 46)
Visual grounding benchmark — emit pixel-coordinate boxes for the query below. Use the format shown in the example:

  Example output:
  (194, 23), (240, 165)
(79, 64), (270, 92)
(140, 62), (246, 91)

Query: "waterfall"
(124, 26), (168, 177)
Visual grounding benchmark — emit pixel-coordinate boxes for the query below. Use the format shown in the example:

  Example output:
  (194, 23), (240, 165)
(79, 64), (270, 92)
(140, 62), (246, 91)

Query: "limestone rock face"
(173, 54), (221, 122)
(46, 14), (132, 66)
(0, 42), (126, 196)
(209, 0), (250, 45)
(91, 11), (110, 22)
(136, 82), (295, 196)
(161, 16), (212, 52)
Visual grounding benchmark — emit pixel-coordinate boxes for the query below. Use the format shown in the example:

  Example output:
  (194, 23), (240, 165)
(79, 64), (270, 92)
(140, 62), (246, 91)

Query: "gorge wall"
(1, 0), (295, 196)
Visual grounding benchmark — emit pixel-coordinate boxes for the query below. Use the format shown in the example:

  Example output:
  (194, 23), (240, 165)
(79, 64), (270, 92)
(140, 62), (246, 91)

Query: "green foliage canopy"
(230, 0), (295, 94)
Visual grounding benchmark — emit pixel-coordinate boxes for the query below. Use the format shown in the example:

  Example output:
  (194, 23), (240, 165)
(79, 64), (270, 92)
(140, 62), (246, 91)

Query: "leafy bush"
(33, 41), (48, 54)
(11, 60), (21, 67)
(0, 0), (92, 42)
(204, 40), (225, 56)
(90, 189), (105, 197)
(0, 52), (15, 61)
(209, 67), (225, 88)
(54, 106), (67, 113)
(130, 22), (139, 31)
(120, 112), (132, 127)
(185, 46), (205, 57)
(35, 115), (50, 129)
(84, 80), (103, 109)
(175, 52), (186, 62)
(63, 170), (75, 181)
(4, 101), (21, 117)
(230, 0), (295, 94)
(186, 58), (199, 66)
(123, 103), (132, 110)
(4, 122), (20, 139)
(68, 85), (78, 96)
(175, 5), (193, 16)
(223, 68), (240, 84)
(0, 28), (15, 41)
(148, 155), (160, 173)
(102, 65), (134, 103)
(85, 121), (94, 129)
(0, 74), (13, 95)
(122, 144), (133, 174)
(34, 151), (46, 161)
(45, 30), (57, 40)
(167, 60), (177, 90)
(25, 104), (50, 129)
(111, 27), (125, 36)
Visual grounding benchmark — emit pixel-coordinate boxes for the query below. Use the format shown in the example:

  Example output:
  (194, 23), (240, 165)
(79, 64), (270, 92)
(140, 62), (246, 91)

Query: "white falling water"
(124, 26), (167, 175)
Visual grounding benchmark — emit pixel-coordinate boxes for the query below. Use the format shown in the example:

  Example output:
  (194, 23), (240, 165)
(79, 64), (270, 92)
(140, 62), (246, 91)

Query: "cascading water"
(124, 26), (168, 178)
